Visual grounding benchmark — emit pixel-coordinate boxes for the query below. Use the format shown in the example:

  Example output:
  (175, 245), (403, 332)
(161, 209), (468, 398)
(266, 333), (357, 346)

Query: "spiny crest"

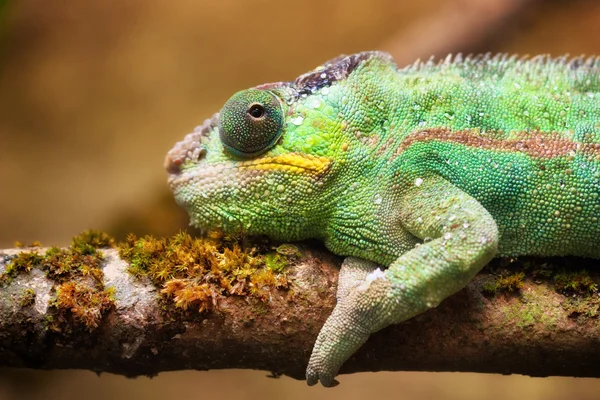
(291, 51), (600, 96)
(293, 51), (393, 94)
(251, 52), (393, 103)
(401, 52), (600, 76)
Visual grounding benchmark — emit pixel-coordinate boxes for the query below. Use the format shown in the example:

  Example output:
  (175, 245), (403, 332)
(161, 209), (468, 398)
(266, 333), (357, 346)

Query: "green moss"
(41, 246), (104, 282)
(19, 288), (36, 307)
(43, 315), (59, 332)
(482, 272), (525, 296)
(564, 296), (600, 321)
(264, 252), (289, 273)
(501, 286), (559, 330)
(119, 231), (291, 313)
(1, 230), (117, 334)
(1, 230), (116, 287)
(70, 229), (115, 255)
(275, 243), (301, 258)
(0, 251), (44, 286)
(553, 270), (598, 295)
(45, 232), (116, 333)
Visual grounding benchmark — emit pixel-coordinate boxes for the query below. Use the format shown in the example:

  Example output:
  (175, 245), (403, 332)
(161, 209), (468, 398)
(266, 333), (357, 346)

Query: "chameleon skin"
(165, 51), (600, 386)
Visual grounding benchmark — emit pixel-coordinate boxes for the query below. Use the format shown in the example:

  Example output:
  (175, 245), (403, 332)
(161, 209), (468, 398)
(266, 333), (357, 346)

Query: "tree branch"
(1, 244), (600, 381)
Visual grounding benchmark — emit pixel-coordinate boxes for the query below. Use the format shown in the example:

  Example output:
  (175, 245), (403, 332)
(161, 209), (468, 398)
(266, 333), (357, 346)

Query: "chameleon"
(164, 51), (600, 386)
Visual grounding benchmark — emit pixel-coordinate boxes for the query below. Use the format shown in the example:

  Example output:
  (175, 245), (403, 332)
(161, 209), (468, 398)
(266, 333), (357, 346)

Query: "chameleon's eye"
(219, 88), (284, 157)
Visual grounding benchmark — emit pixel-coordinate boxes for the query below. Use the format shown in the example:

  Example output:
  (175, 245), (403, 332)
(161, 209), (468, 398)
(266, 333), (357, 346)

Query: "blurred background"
(0, 0), (599, 398)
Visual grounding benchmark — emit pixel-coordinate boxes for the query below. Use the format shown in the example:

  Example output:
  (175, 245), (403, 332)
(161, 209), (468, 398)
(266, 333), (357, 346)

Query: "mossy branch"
(2, 232), (600, 381)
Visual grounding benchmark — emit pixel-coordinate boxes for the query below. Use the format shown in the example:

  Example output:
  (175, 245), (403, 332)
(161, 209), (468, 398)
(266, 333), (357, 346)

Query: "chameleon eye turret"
(219, 88), (284, 157)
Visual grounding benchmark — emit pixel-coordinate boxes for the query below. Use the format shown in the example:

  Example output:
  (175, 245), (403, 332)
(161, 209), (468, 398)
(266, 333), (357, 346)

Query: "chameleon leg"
(306, 177), (499, 386)
(336, 256), (381, 300)
(306, 256), (381, 387)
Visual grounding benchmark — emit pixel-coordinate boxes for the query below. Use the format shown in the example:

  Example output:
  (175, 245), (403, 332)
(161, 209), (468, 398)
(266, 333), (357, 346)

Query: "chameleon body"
(165, 51), (600, 386)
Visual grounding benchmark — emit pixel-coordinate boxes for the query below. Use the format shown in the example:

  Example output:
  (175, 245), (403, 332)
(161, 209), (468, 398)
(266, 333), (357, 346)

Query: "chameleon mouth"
(167, 152), (333, 229)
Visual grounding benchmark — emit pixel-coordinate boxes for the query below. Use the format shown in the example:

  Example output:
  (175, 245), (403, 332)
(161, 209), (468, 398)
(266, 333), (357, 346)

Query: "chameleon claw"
(306, 364), (339, 387)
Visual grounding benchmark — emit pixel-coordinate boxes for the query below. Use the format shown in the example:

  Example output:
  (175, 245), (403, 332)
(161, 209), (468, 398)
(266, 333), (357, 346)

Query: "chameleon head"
(164, 85), (338, 239)
(165, 51), (395, 240)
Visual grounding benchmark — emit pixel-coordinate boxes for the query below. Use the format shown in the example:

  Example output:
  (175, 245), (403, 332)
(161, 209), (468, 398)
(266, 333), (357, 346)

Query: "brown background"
(1, 0), (599, 398)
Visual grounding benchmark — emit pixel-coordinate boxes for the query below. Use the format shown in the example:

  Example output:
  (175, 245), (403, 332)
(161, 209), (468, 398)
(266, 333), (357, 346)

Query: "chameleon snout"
(164, 116), (218, 174)
(164, 143), (207, 175)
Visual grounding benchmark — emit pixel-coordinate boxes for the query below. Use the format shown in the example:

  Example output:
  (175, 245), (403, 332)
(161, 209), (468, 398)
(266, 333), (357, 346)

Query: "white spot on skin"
(291, 116), (304, 126)
(414, 178), (423, 187)
(373, 194), (382, 205)
(308, 97), (321, 109)
(358, 268), (387, 291)
(366, 268), (386, 282)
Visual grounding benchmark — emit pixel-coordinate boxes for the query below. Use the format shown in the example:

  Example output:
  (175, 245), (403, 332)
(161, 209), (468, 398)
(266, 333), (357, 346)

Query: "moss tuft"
(264, 252), (289, 274)
(44, 232), (116, 333)
(71, 230), (115, 255)
(52, 282), (115, 331)
(482, 271), (525, 296)
(41, 246), (103, 282)
(275, 243), (301, 258)
(19, 288), (36, 307)
(553, 270), (598, 295)
(119, 231), (292, 313)
(0, 251), (44, 286)
(564, 296), (600, 321)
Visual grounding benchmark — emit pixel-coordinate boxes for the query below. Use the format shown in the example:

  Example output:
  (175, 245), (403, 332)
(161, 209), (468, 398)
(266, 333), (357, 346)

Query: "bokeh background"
(0, 0), (599, 398)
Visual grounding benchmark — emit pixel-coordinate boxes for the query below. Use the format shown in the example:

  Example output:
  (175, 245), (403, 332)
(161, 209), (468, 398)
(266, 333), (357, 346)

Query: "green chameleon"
(164, 51), (600, 386)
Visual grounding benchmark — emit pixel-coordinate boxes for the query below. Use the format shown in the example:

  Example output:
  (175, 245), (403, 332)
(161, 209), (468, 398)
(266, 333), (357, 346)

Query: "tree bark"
(1, 245), (600, 382)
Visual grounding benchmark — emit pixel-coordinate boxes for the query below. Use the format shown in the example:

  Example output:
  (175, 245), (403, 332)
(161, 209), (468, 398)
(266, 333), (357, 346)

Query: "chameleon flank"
(165, 51), (600, 386)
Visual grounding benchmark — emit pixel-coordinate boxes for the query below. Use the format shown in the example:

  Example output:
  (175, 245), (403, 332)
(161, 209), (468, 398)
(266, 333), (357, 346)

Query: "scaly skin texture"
(164, 51), (600, 386)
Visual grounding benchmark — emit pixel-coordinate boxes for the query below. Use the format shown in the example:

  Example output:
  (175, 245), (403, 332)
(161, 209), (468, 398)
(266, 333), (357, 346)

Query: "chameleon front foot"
(306, 257), (380, 387)
(306, 303), (371, 386)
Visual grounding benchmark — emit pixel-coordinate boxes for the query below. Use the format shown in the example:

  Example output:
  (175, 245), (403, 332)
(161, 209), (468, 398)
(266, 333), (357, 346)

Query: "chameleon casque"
(164, 51), (600, 386)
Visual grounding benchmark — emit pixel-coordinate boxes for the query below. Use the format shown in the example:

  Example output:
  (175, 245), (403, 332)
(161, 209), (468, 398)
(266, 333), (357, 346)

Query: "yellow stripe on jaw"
(239, 153), (332, 174)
